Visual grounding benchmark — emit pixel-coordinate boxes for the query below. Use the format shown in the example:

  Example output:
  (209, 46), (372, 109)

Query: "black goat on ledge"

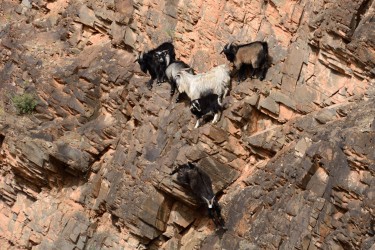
(135, 42), (176, 90)
(171, 162), (226, 229)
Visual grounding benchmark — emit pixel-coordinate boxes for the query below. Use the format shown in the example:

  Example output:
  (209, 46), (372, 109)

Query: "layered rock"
(0, 0), (374, 249)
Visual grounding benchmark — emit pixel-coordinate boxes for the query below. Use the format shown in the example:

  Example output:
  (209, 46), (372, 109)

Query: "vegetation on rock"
(11, 93), (38, 114)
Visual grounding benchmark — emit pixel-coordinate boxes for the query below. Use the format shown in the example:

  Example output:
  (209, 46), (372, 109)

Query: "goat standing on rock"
(170, 162), (226, 229)
(135, 42), (176, 90)
(174, 64), (231, 106)
(221, 41), (268, 82)
(190, 94), (222, 128)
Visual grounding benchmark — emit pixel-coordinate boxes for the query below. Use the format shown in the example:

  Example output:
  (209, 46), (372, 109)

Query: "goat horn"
(202, 196), (213, 208)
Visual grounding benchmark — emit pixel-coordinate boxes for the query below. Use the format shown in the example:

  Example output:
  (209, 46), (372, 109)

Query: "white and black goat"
(135, 42), (176, 90)
(190, 94), (222, 128)
(165, 60), (194, 101)
(170, 162), (226, 229)
(174, 64), (231, 106)
(221, 41), (268, 82)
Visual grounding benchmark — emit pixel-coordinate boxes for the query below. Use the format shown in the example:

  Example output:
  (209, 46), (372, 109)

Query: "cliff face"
(0, 0), (374, 249)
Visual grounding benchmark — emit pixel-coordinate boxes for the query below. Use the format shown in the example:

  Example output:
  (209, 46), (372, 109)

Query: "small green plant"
(11, 93), (38, 114)
(165, 29), (175, 40)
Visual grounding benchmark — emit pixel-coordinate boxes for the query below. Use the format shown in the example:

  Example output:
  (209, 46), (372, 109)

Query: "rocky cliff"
(0, 0), (374, 249)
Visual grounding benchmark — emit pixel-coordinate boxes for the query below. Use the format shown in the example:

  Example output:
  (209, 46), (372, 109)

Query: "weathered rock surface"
(0, 0), (374, 249)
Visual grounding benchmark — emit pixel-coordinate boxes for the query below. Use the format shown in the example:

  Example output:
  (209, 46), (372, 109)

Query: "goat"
(174, 64), (230, 106)
(165, 60), (194, 101)
(170, 162), (226, 229)
(190, 94), (222, 128)
(135, 42), (176, 90)
(221, 41), (268, 82)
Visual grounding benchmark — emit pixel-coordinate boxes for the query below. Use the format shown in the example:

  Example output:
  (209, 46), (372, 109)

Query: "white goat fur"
(175, 64), (230, 106)
(165, 61), (191, 83)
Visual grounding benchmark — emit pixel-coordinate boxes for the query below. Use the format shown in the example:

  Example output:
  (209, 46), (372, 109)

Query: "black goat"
(170, 162), (226, 229)
(190, 94), (222, 128)
(135, 42), (176, 90)
(221, 41), (268, 82)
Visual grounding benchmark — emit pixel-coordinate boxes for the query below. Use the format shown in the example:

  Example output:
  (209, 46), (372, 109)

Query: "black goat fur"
(190, 94), (222, 128)
(136, 42), (176, 90)
(171, 162), (226, 229)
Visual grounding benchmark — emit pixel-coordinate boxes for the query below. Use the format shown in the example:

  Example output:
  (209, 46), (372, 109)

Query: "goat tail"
(262, 42), (268, 56)
(261, 42), (269, 68)
(262, 42), (268, 54)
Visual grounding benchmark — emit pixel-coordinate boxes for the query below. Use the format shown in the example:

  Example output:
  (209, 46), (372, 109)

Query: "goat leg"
(237, 71), (242, 83)
(223, 88), (229, 99)
(194, 119), (200, 129)
(208, 207), (224, 229)
(162, 71), (168, 83)
(237, 65), (246, 83)
(175, 93), (183, 103)
(156, 73), (163, 85)
(249, 65), (255, 79)
(212, 113), (219, 124)
(170, 82), (176, 96)
(217, 96), (223, 106)
(259, 64), (267, 81)
(147, 79), (154, 90)
(241, 65), (248, 82)
(211, 202), (226, 230)
(212, 110), (222, 124)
